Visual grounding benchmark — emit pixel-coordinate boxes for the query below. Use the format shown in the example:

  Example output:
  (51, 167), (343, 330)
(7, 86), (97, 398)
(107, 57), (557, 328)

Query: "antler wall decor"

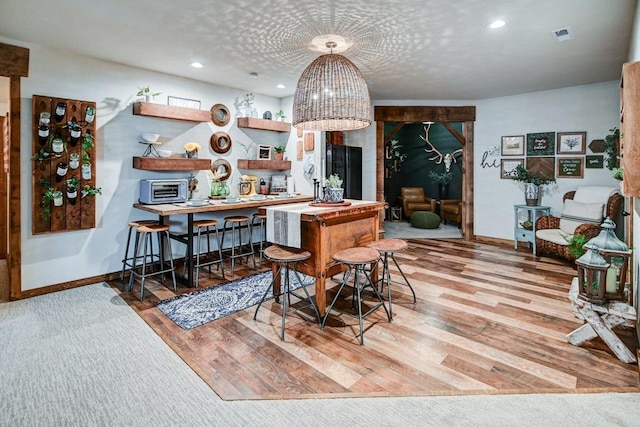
(420, 123), (463, 172)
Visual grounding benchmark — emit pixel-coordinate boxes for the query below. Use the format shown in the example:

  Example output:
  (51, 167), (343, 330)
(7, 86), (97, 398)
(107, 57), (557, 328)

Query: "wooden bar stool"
(251, 212), (268, 268)
(366, 238), (416, 320)
(127, 223), (176, 301)
(221, 215), (256, 276)
(253, 246), (321, 341)
(184, 219), (225, 287)
(120, 219), (158, 284)
(321, 247), (390, 345)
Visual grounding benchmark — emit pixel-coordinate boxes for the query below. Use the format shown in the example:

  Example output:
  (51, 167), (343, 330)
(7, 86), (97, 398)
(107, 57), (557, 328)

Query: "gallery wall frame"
(585, 155), (604, 169)
(557, 131), (586, 154)
(557, 157), (584, 178)
(500, 158), (524, 179)
(526, 156), (555, 181)
(258, 144), (271, 160)
(168, 96), (201, 110)
(501, 135), (525, 156)
(526, 132), (556, 156)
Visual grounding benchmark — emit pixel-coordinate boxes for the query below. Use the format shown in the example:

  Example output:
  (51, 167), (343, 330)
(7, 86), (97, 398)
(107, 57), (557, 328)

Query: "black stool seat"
(322, 247), (390, 345)
(254, 245), (320, 341)
(366, 238), (416, 320)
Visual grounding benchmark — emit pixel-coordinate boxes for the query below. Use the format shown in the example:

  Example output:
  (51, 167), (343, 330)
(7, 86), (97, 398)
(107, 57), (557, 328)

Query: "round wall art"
(210, 131), (232, 154)
(210, 103), (230, 126)
(211, 159), (232, 181)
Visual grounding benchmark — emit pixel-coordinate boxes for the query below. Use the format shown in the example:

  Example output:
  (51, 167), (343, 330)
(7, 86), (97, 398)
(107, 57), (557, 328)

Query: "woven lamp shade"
(292, 53), (371, 131)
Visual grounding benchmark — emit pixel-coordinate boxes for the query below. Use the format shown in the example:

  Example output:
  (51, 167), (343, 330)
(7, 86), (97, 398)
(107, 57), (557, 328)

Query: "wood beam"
(441, 122), (466, 145)
(374, 106), (476, 123)
(0, 42), (29, 77)
(383, 122), (405, 144)
(8, 75), (22, 299)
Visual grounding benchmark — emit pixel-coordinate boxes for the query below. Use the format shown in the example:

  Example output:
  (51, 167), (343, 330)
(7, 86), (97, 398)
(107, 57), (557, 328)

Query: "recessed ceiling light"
(249, 72), (259, 78)
(489, 20), (506, 29)
(276, 84), (286, 89)
(189, 61), (204, 68)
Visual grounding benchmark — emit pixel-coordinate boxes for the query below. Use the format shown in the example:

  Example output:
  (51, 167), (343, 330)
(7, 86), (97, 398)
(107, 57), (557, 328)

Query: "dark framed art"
(501, 135), (525, 156)
(557, 131), (586, 154)
(557, 157), (584, 178)
(258, 144), (271, 160)
(585, 155), (604, 169)
(500, 158), (524, 179)
(526, 132), (555, 156)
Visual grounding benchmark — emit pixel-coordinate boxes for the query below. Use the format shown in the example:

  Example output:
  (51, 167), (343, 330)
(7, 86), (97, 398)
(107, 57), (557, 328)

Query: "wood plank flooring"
(108, 239), (639, 400)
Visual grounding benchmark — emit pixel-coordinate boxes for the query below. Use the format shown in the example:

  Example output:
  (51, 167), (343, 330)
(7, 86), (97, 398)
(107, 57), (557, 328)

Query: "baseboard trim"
(17, 271), (121, 300)
(474, 235), (513, 247)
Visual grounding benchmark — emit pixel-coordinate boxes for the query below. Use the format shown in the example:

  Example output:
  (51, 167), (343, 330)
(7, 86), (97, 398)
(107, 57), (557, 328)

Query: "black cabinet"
(326, 143), (362, 199)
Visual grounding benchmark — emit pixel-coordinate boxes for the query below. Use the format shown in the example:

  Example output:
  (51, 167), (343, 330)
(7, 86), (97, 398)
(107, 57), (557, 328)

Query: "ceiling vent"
(551, 26), (573, 42)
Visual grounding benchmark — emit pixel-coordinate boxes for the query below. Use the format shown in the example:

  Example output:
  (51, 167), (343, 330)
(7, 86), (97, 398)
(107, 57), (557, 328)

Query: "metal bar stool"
(253, 246), (321, 341)
(127, 223), (177, 301)
(321, 247), (390, 345)
(251, 212), (268, 268)
(366, 238), (417, 320)
(120, 219), (158, 284)
(221, 215), (256, 276)
(184, 219), (225, 287)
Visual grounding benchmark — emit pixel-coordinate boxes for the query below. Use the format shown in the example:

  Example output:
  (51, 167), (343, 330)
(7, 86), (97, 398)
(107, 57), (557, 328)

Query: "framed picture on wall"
(526, 132), (556, 156)
(500, 158), (524, 179)
(585, 155), (604, 169)
(557, 157), (584, 178)
(526, 157), (555, 181)
(501, 135), (525, 156)
(557, 131), (586, 154)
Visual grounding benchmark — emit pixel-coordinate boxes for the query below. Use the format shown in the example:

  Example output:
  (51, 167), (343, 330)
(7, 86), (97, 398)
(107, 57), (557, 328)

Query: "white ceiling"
(0, 0), (636, 101)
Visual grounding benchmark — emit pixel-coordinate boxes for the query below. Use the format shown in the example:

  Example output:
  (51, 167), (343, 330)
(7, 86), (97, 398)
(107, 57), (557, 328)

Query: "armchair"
(535, 186), (623, 261)
(440, 199), (462, 225)
(398, 187), (436, 219)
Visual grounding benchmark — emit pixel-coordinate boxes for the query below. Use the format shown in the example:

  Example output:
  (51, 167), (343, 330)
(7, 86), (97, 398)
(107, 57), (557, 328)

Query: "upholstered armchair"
(440, 199), (462, 225)
(398, 187), (436, 219)
(535, 187), (623, 261)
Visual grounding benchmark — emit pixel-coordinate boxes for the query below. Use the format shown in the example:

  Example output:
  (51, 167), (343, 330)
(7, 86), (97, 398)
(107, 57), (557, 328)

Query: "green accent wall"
(385, 122), (463, 208)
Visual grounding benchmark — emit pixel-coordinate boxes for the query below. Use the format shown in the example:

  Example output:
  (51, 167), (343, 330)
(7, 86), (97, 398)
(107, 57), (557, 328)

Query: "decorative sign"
(168, 96), (201, 110)
(500, 159), (523, 179)
(526, 132), (556, 156)
(557, 157), (584, 178)
(585, 155), (604, 169)
(588, 139), (605, 153)
(526, 156), (555, 180)
(501, 135), (524, 156)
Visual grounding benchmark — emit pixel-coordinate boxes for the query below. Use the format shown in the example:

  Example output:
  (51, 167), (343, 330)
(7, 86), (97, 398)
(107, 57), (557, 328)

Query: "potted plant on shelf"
(274, 109), (286, 122)
(65, 120), (82, 146)
(324, 173), (344, 203)
(40, 185), (63, 220)
(513, 164), (555, 206)
(243, 92), (255, 117)
(184, 142), (201, 158)
(81, 184), (102, 198)
(137, 85), (161, 103)
(66, 176), (79, 205)
(274, 146), (285, 161)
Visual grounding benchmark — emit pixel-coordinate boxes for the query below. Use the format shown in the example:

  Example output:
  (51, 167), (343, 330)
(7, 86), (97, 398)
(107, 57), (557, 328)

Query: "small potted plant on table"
(324, 173), (344, 203)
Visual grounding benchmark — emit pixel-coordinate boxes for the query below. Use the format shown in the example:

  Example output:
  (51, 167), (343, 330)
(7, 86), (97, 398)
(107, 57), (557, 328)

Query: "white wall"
(3, 37), (323, 291)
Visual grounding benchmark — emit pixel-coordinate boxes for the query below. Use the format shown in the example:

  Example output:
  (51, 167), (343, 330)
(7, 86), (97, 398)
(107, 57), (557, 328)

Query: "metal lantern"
(583, 217), (632, 301)
(575, 248), (610, 304)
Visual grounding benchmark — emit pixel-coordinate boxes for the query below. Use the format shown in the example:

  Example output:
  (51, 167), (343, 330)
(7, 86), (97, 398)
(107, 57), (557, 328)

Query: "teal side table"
(513, 204), (551, 255)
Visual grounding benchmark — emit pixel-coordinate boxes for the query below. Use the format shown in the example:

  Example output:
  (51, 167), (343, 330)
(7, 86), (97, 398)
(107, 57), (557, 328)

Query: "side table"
(513, 204), (550, 255)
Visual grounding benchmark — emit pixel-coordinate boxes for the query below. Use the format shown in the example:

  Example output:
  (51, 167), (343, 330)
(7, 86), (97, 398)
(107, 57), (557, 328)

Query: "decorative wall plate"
(211, 159), (232, 181)
(210, 131), (232, 154)
(210, 103), (230, 126)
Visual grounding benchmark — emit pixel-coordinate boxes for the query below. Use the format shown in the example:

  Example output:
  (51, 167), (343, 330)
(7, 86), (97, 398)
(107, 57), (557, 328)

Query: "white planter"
(81, 163), (91, 180)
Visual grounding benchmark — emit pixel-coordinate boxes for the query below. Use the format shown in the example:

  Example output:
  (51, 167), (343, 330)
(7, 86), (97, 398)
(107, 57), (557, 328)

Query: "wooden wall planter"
(32, 95), (97, 234)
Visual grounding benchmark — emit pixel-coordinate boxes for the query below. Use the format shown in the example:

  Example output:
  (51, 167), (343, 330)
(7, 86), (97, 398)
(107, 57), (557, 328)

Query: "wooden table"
(260, 200), (385, 316)
(567, 278), (637, 364)
(133, 195), (313, 288)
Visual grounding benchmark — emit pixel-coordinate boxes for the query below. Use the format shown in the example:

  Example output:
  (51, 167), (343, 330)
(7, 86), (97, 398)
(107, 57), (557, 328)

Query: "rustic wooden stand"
(567, 278), (637, 364)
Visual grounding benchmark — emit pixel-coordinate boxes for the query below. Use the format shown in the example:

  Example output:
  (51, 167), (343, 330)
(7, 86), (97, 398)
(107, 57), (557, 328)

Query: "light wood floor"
(108, 239), (639, 400)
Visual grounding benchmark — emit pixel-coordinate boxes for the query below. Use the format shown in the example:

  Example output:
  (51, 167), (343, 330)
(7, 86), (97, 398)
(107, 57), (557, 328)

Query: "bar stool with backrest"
(253, 245), (321, 341)
(127, 223), (177, 301)
(251, 212), (268, 268)
(366, 238), (416, 320)
(184, 219), (224, 287)
(221, 215), (256, 276)
(120, 219), (159, 284)
(321, 247), (390, 345)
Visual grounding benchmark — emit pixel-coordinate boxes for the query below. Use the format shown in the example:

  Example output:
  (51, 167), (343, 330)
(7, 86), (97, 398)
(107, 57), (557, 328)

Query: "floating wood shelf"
(133, 157), (211, 171)
(237, 159), (291, 170)
(132, 102), (210, 122)
(237, 117), (291, 132)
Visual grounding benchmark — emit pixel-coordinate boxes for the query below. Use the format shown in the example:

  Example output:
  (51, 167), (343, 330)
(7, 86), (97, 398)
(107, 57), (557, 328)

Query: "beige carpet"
(1, 284), (639, 426)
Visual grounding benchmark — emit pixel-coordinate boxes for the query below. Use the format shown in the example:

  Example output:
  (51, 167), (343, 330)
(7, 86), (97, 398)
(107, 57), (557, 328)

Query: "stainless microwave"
(139, 179), (188, 204)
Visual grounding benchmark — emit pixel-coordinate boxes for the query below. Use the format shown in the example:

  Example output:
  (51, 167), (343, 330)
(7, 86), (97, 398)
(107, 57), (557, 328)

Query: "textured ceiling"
(0, 0), (636, 100)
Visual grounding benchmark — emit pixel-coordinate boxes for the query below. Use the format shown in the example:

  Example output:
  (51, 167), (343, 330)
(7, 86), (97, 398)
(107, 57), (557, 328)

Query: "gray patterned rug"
(157, 271), (310, 330)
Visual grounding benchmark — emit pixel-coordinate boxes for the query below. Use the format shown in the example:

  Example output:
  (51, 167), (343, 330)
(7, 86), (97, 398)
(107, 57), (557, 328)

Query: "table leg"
(316, 273), (327, 317)
(186, 213), (194, 288)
